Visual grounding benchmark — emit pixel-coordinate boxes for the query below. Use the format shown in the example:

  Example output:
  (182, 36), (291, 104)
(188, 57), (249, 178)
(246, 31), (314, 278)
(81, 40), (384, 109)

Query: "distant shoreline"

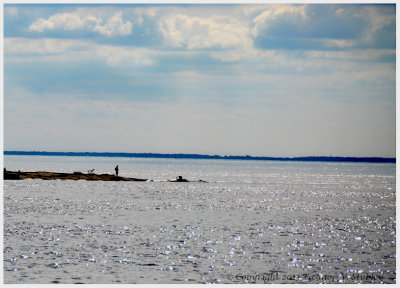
(4, 151), (395, 163)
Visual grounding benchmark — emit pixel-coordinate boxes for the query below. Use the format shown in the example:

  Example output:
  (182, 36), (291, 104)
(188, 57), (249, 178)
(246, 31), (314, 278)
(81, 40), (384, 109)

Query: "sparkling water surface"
(3, 156), (396, 284)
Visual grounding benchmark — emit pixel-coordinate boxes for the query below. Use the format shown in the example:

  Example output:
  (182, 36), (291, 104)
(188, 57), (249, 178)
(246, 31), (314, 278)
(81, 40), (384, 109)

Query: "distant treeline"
(4, 151), (396, 163)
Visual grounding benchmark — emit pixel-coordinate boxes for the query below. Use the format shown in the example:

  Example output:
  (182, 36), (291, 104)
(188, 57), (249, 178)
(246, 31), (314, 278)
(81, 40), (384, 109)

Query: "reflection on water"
(3, 157), (396, 283)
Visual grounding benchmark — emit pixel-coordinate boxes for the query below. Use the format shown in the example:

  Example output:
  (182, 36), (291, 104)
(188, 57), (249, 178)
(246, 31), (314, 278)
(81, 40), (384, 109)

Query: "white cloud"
(304, 49), (395, 62)
(28, 10), (133, 37)
(5, 38), (155, 68)
(97, 45), (156, 67)
(159, 14), (252, 50)
(249, 5), (395, 50)
(358, 5), (395, 33)
(321, 39), (356, 49)
(358, 5), (396, 45)
(251, 5), (307, 38)
(132, 6), (162, 25)
(29, 12), (85, 32)
(5, 37), (90, 55)
(91, 12), (133, 37)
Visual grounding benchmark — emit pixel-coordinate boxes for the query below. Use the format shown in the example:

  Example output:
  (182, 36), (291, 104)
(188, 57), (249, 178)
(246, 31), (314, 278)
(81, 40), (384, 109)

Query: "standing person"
(115, 165), (119, 177)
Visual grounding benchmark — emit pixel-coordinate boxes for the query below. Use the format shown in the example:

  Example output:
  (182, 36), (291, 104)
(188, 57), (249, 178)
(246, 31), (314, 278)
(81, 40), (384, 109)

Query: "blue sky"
(3, 3), (396, 157)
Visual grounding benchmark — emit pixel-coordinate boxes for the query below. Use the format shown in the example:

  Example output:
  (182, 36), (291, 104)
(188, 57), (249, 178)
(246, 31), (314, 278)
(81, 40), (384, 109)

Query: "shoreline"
(4, 151), (396, 163)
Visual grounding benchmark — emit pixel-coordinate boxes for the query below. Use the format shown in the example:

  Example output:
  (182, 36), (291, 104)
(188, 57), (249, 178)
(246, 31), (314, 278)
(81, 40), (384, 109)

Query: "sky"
(3, 2), (396, 157)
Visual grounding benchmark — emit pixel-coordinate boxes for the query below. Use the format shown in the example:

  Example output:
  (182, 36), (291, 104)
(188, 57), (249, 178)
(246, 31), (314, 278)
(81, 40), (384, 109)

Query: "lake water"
(3, 155), (396, 284)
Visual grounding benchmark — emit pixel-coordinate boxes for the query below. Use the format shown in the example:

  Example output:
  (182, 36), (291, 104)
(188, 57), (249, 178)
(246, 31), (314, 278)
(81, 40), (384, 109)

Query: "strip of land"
(4, 170), (148, 181)
(4, 151), (395, 163)
(4, 170), (207, 182)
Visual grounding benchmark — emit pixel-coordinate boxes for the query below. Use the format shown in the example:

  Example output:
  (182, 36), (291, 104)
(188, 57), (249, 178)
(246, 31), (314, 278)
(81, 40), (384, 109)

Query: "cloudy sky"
(4, 3), (396, 157)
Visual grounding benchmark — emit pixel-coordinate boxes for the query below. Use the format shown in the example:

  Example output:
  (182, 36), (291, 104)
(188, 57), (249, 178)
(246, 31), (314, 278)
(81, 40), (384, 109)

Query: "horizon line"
(3, 151), (396, 163)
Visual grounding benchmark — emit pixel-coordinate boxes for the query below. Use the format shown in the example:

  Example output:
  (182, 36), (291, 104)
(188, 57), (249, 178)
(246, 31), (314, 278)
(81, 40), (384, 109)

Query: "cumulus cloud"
(250, 4), (395, 50)
(29, 12), (86, 32)
(91, 12), (133, 36)
(28, 10), (133, 37)
(159, 14), (252, 50)
(251, 5), (307, 38)
(21, 4), (396, 52)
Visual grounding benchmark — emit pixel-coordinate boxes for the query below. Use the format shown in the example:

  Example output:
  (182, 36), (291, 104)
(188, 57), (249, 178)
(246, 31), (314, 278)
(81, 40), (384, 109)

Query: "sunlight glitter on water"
(3, 156), (396, 284)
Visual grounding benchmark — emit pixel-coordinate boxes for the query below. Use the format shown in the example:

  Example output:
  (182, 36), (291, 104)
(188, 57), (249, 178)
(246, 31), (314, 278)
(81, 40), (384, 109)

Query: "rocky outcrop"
(3, 170), (207, 182)
(4, 170), (148, 181)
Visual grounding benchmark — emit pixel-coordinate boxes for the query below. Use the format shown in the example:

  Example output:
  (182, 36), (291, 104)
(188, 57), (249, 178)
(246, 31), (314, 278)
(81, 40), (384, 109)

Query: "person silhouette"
(115, 165), (119, 177)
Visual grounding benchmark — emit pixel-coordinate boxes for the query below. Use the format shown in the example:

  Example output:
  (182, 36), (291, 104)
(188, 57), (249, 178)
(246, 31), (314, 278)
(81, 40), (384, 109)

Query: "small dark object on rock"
(176, 176), (188, 182)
